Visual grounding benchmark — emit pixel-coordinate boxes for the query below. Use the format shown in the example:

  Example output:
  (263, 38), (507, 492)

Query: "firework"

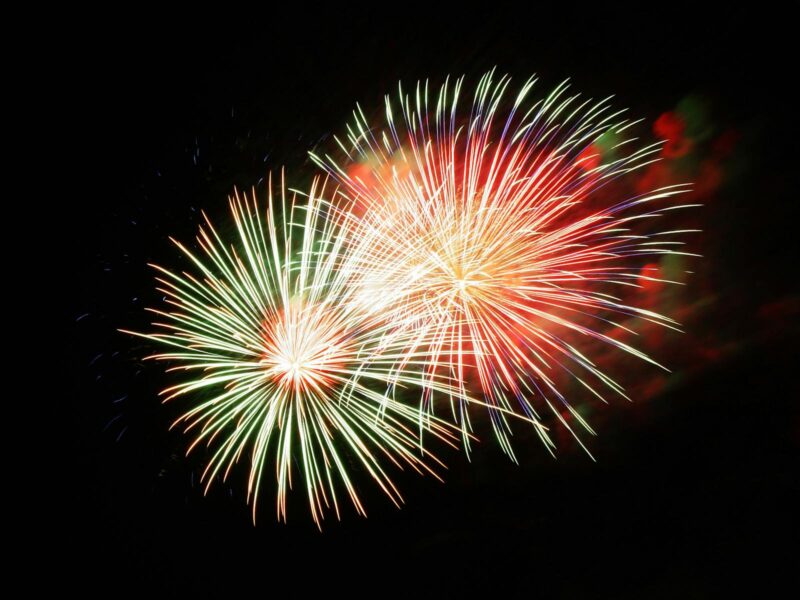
(123, 175), (461, 527)
(312, 72), (698, 458)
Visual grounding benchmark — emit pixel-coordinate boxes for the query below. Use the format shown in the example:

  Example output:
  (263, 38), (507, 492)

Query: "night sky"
(57, 9), (796, 595)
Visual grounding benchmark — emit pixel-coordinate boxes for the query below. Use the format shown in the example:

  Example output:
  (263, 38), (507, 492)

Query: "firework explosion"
(124, 176), (460, 527)
(312, 72), (698, 459)
(129, 72), (696, 525)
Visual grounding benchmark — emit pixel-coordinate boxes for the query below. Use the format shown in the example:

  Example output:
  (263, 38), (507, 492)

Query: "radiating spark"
(313, 72), (696, 458)
(123, 175), (463, 528)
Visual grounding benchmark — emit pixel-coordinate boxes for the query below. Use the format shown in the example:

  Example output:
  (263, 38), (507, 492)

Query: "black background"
(56, 8), (796, 596)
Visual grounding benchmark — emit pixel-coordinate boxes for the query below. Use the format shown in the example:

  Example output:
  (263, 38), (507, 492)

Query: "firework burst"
(313, 72), (699, 458)
(123, 175), (461, 527)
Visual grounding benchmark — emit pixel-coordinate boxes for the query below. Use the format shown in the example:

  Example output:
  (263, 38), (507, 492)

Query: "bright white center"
(260, 304), (346, 392)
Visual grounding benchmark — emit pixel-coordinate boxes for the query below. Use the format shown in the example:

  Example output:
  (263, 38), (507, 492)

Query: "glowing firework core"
(260, 302), (347, 393)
